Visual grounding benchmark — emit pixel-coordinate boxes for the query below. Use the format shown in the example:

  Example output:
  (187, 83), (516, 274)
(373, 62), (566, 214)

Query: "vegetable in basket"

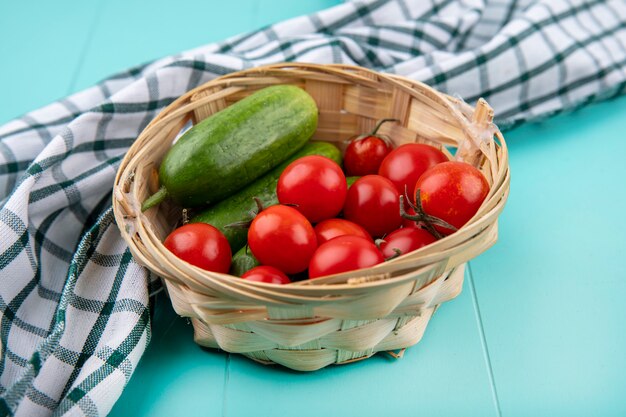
(343, 118), (397, 176)
(191, 141), (341, 253)
(142, 85), (318, 210)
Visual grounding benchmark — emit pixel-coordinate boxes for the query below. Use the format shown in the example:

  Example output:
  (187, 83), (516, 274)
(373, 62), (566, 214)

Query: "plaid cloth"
(1, 0), (625, 415)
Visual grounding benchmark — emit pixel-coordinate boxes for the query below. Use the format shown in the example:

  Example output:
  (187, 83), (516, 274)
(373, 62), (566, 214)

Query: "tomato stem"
(225, 197), (265, 230)
(253, 197), (265, 213)
(370, 118), (400, 136)
(347, 119), (399, 145)
(399, 192), (458, 239)
(385, 248), (403, 261)
(375, 238), (403, 261)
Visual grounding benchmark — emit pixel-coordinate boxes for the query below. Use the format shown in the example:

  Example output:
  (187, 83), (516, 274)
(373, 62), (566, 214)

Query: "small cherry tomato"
(314, 218), (372, 245)
(343, 175), (402, 237)
(415, 161), (489, 235)
(241, 266), (291, 284)
(344, 119), (396, 176)
(309, 235), (384, 279)
(378, 143), (448, 198)
(378, 227), (436, 259)
(164, 223), (231, 273)
(248, 205), (317, 274)
(277, 155), (347, 223)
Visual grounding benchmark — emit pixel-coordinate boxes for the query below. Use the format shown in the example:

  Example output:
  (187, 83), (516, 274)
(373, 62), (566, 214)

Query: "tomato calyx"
(374, 238), (403, 261)
(399, 192), (458, 240)
(225, 197), (265, 230)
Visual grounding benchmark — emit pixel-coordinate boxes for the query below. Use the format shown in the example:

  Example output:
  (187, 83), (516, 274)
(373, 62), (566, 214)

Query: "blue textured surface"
(0, 0), (103, 124)
(2, 0), (626, 415)
(470, 102), (626, 416)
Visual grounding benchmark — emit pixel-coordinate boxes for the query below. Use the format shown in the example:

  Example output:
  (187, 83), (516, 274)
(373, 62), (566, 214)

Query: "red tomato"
(248, 205), (317, 274)
(344, 119), (398, 176)
(314, 218), (372, 245)
(277, 155), (347, 223)
(415, 161), (489, 235)
(378, 143), (448, 199)
(164, 223), (231, 273)
(309, 235), (384, 279)
(241, 266), (291, 284)
(344, 136), (392, 176)
(378, 227), (436, 259)
(343, 175), (402, 237)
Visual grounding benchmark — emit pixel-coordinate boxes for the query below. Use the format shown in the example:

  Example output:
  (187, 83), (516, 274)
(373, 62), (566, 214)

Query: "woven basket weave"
(112, 63), (510, 371)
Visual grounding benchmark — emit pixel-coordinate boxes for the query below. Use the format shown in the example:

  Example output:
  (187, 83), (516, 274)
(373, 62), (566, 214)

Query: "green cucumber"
(191, 141), (341, 252)
(230, 246), (260, 277)
(143, 85), (318, 210)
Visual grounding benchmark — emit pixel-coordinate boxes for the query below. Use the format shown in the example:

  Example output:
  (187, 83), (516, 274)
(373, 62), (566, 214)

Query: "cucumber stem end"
(141, 187), (168, 212)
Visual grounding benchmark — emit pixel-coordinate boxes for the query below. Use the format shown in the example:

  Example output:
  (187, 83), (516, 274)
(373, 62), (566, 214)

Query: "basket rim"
(112, 62), (510, 294)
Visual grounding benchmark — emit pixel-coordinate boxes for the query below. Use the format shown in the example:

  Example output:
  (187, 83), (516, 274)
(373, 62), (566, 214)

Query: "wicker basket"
(112, 63), (510, 371)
